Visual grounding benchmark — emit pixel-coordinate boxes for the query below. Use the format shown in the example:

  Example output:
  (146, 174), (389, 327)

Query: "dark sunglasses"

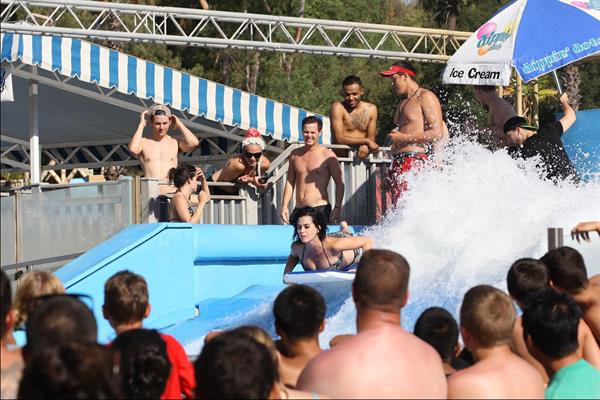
(244, 151), (262, 160)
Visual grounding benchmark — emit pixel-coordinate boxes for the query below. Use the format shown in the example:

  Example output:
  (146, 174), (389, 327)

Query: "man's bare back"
(473, 86), (516, 147)
(329, 78), (379, 160)
(448, 348), (544, 399)
(574, 274), (600, 343)
(297, 325), (446, 398)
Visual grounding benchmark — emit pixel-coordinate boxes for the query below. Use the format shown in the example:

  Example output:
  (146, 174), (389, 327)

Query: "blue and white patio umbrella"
(443, 0), (600, 86)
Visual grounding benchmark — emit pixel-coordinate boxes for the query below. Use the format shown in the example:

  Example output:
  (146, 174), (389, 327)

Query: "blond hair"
(460, 285), (515, 347)
(14, 271), (65, 327)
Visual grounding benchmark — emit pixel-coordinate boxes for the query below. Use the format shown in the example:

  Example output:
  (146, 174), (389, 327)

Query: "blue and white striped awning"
(1, 32), (331, 144)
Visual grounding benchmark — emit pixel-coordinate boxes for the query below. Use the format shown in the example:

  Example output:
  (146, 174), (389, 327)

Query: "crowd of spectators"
(2, 241), (599, 399)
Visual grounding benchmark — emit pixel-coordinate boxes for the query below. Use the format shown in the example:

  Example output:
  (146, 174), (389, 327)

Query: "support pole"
(28, 66), (41, 185)
(547, 228), (564, 251)
(516, 74), (523, 116)
(532, 80), (539, 127)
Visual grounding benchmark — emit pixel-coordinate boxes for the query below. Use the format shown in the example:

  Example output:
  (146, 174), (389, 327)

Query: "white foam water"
(334, 136), (600, 332)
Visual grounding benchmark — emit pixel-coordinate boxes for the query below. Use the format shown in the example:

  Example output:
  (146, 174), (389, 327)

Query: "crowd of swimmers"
(2, 237), (600, 398)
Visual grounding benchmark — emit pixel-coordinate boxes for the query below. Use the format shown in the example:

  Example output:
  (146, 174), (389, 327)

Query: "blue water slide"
(55, 223), (354, 345)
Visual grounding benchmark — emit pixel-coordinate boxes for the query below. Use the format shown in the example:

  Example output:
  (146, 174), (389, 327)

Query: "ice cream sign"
(476, 21), (515, 56)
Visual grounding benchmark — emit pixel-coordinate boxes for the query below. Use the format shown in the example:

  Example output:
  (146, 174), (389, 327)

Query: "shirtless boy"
(473, 85), (516, 148)
(541, 247), (600, 343)
(209, 128), (271, 194)
(380, 61), (446, 204)
(330, 75), (379, 159)
(297, 249), (447, 398)
(447, 285), (544, 399)
(506, 258), (600, 382)
(128, 104), (199, 193)
(273, 285), (324, 388)
(281, 116), (344, 224)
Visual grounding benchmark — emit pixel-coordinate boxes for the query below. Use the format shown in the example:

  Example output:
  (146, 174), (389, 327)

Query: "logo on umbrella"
(476, 21), (515, 56)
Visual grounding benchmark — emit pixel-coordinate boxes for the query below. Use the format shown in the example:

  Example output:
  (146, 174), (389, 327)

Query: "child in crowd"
(447, 285), (544, 399)
(1, 270), (23, 399)
(102, 270), (195, 399)
(273, 284), (325, 387)
(413, 307), (468, 376)
(541, 246), (600, 343)
(13, 270), (65, 330)
(522, 289), (600, 399)
(112, 329), (172, 398)
(507, 258), (600, 382)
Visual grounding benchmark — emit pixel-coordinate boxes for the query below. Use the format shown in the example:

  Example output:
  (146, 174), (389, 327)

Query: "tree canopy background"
(115, 0), (599, 143)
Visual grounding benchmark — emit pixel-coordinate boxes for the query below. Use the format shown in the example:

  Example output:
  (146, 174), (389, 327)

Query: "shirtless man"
(128, 104), (199, 193)
(208, 128), (271, 194)
(280, 116), (344, 224)
(541, 247), (600, 343)
(297, 249), (447, 398)
(447, 285), (544, 399)
(330, 75), (379, 160)
(380, 61), (446, 205)
(473, 85), (516, 148)
(506, 258), (600, 382)
(273, 284), (324, 388)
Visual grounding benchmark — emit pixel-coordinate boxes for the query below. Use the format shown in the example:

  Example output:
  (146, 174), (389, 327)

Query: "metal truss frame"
(0, 0), (471, 62)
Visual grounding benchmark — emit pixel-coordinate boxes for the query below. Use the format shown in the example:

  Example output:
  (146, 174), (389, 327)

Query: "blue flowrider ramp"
(562, 109), (600, 181)
(55, 223), (353, 345)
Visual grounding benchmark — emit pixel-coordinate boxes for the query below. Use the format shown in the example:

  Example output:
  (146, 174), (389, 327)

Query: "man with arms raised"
(330, 75), (379, 160)
(281, 116), (344, 224)
(297, 249), (446, 398)
(380, 61), (447, 205)
(128, 104), (200, 194)
(541, 246), (600, 343)
(448, 285), (544, 399)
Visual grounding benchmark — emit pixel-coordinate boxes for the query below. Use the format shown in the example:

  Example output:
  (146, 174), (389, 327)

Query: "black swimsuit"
(299, 232), (360, 271)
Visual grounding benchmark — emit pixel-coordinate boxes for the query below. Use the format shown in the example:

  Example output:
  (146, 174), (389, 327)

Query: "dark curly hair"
(168, 164), (197, 189)
(291, 206), (327, 243)
(112, 329), (171, 399)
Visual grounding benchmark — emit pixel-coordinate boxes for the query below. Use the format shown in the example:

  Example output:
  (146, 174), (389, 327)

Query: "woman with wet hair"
(283, 206), (373, 275)
(167, 163), (210, 223)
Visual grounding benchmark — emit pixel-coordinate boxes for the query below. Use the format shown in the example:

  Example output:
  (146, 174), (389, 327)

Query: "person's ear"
(4, 308), (16, 333)
(144, 304), (151, 318)
(102, 304), (109, 321)
(460, 325), (472, 350)
(454, 342), (462, 357)
(268, 381), (280, 400)
(401, 289), (409, 307)
(319, 320), (325, 333)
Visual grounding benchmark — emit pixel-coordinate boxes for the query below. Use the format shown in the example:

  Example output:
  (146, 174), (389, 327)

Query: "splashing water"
(363, 135), (600, 329)
(183, 135), (599, 355)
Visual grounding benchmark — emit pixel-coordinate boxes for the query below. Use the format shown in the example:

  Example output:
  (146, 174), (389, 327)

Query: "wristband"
(334, 205), (341, 209)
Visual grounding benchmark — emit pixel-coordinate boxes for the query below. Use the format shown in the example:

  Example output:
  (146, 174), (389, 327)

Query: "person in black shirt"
(504, 93), (579, 183)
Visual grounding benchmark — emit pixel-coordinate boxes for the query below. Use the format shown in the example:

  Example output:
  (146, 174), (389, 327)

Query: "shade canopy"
(1, 32), (331, 145)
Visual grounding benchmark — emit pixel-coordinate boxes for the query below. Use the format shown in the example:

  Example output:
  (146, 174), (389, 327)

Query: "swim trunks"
(385, 152), (428, 206)
(291, 203), (332, 224)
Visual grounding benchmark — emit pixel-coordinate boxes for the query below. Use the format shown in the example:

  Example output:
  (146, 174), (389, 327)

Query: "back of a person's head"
(521, 288), (580, 360)
(540, 247), (588, 294)
(274, 284), (325, 341)
(1, 270), (11, 338)
(194, 330), (278, 399)
(353, 249), (410, 311)
(25, 295), (97, 357)
(14, 270), (65, 327)
(232, 325), (279, 365)
(18, 341), (122, 399)
(414, 307), (458, 363)
(506, 258), (550, 305)
(460, 285), (515, 348)
(112, 329), (171, 399)
(103, 270), (149, 326)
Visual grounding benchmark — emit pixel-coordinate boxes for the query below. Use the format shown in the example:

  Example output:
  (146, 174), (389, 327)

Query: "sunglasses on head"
(153, 110), (168, 116)
(244, 151), (262, 160)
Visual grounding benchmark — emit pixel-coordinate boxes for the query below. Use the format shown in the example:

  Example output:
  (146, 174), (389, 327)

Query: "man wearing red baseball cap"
(380, 61), (446, 205)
